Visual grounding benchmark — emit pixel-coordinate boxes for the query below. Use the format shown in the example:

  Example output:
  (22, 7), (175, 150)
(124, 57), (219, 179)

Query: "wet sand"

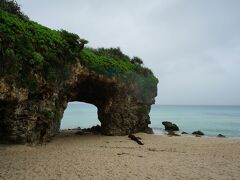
(0, 132), (240, 180)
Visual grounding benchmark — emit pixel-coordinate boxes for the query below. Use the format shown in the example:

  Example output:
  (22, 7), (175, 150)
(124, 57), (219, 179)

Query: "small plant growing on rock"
(79, 38), (88, 49)
(0, 0), (28, 20)
(131, 56), (143, 65)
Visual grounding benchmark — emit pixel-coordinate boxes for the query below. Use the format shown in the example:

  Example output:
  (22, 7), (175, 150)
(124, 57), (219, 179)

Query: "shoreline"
(153, 131), (240, 139)
(1, 132), (240, 180)
(151, 128), (240, 139)
(61, 128), (240, 139)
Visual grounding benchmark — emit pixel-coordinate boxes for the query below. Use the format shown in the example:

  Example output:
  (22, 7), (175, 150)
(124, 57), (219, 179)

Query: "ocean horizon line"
(154, 104), (240, 106)
(68, 102), (240, 106)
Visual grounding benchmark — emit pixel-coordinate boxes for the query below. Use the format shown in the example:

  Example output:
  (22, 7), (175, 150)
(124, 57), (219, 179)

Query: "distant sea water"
(61, 103), (240, 138)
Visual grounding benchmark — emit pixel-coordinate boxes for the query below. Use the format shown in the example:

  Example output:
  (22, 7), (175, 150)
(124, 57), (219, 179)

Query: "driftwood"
(128, 134), (144, 145)
(167, 131), (181, 137)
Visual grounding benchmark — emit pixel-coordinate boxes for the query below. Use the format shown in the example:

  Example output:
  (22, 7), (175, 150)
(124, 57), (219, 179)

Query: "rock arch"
(0, 63), (157, 144)
(0, 2), (158, 144)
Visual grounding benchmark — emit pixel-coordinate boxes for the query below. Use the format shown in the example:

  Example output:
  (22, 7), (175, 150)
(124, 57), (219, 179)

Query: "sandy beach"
(0, 132), (240, 180)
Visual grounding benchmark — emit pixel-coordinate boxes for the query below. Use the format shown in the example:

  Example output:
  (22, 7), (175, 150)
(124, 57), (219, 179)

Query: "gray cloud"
(17, 0), (240, 105)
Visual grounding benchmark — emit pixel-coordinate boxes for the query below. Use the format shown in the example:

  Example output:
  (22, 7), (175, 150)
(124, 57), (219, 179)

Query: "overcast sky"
(17, 0), (240, 105)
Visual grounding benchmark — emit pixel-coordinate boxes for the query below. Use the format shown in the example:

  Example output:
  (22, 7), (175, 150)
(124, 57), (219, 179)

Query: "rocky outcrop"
(0, 62), (157, 144)
(0, 4), (158, 144)
(217, 134), (226, 138)
(162, 121), (179, 131)
(192, 130), (204, 136)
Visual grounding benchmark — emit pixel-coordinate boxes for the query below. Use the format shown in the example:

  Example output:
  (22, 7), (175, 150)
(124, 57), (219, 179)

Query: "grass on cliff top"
(0, 1), (158, 93)
(81, 47), (137, 77)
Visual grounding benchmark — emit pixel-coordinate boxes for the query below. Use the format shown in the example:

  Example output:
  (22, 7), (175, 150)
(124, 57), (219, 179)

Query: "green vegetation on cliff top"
(0, 0), (158, 95)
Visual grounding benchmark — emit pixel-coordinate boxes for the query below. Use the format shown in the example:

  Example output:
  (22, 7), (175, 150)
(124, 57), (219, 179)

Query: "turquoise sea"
(61, 103), (240, 138)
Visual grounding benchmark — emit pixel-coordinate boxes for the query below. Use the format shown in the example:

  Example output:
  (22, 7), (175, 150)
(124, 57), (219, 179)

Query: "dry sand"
(0, 132), (240, 180)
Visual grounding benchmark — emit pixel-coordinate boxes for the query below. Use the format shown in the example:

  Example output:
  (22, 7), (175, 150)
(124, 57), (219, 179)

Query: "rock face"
(162, 121), (179, 131)
(0, 62), (157, 144)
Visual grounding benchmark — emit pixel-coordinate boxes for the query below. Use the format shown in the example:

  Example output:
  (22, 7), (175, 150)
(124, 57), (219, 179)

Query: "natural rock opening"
(0, 64), (156, 144)
(66, 67), (154, 136)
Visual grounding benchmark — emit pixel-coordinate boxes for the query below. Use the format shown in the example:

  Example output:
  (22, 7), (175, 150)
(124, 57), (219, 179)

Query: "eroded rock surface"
(0, 62), (157, 144)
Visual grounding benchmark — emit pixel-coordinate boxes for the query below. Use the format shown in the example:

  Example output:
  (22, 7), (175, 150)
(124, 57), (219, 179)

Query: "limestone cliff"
(0, 1), (158, 143)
